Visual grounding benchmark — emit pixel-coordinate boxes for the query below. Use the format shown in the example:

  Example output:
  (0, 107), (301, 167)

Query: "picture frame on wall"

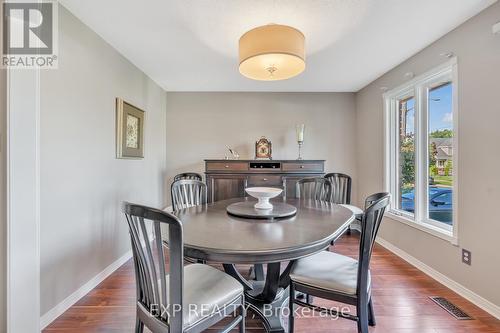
(116, 98), (145, 159)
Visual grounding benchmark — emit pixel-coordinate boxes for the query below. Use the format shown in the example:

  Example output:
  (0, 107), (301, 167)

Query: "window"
(397, 95), (415, 216)
(385, 59), (457, 239)
(428, 82), (454, 226)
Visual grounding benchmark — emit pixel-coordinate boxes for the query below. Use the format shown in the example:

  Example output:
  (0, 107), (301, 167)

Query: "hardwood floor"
(43, 233), (500, 332)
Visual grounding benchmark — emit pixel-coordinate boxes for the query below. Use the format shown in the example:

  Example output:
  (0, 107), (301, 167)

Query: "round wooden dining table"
(170, 197), (355, 333)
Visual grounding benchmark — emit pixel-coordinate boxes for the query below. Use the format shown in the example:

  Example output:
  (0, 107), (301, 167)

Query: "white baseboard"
(40, 250), (132, 329)
(376, 237), (500, 320)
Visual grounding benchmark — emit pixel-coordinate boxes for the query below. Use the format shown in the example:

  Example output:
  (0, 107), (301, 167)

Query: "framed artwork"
(255, 137), (272, 160)
(116, 98), (145, 159)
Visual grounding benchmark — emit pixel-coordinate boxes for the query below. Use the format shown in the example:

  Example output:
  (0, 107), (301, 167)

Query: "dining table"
(169, 197), (355, 333)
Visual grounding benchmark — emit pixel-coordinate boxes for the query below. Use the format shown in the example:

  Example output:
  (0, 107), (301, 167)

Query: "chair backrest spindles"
(123, 203), (184, 330)
(171, 179), (207, 211)
(356, 193), (390, 301)
(173, 172), (202, 182)
(296, 177), (330, 201)
(324, 173), (352, 204)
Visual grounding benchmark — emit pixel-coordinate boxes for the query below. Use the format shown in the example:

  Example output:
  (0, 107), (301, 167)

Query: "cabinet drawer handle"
(263, 178), (268, 181)
(300, 165), (305, 169)
(225, 165), (229, 168)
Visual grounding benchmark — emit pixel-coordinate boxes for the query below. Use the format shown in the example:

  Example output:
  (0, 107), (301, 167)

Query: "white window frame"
(383, 58), (459, 245)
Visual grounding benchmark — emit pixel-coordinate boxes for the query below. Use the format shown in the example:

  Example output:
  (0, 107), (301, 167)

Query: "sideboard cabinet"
(204, 159), (325, 202)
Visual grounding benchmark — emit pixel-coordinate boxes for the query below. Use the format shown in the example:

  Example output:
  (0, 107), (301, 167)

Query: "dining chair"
(295, 177), (331, 201)
(324, 173), (363, 235)
(173, 172), (203, 182)
(170, 179), (207, 263)
(171, 179), (207, 211)
(288, 192), (390, 333)
(123, 202), (245, 333)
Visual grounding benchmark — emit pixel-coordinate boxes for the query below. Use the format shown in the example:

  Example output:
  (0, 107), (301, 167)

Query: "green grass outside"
(433, 175), (453, 187)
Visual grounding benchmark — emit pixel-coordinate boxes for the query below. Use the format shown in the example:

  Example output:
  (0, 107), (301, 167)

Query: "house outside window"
(384, 59), (458, 242)
(432, 138), (453, 175)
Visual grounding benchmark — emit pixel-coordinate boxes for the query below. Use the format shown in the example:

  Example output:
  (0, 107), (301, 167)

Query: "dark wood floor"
(43, 233), (500, 332)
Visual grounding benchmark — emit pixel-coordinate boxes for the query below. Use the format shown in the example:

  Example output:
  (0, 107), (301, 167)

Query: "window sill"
(386, 212), (458, 245)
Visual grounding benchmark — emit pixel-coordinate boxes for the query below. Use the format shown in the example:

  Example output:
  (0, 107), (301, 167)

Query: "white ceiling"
(60, 0), (496, 92)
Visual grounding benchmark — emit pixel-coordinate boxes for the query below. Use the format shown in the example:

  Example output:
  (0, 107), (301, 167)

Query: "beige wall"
(356, 2), (500, 307)
(0, 41), (6, 333)
(0, 71), (5, 333)
(166, 92), (357, 204)
(39, 6), (167, 315)
(0, 1), (6, 330)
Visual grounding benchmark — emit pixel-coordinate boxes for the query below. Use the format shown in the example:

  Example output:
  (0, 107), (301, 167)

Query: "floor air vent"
(430, 296), (473, 320)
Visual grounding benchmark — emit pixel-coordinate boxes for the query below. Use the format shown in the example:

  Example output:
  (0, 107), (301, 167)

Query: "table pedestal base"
(247, 287), (289, 333)
(224, 262), (293, 333)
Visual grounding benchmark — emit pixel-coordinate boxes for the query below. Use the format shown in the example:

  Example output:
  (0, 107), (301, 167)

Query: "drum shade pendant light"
(239, 24), (305, 81)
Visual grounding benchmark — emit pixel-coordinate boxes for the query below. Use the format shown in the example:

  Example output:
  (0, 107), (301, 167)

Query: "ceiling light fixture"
(239, 24), (305, 81)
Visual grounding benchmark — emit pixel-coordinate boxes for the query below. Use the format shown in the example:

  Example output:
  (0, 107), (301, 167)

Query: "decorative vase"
(296, 124), (305, 160)
(245, 187), (283, 210)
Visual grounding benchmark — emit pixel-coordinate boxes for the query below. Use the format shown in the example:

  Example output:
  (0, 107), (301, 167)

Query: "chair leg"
(346, 225), (352, 235)
(254, 264), (265, 281)
(248, 264), (265, 281)
(368, 298), (376, 326)
(356, 303), (369, 333)
(135, 318), (144, 333)
(239, 301), (246, 333)
(288, 283), (295, 333)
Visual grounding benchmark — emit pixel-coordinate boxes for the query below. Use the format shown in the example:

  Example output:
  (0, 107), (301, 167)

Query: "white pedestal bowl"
(245, 187), (283, 210)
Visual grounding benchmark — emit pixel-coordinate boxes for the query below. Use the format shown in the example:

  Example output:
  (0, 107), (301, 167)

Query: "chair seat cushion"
(340, 204), (364, 217)
(290, 251), (370, 295)
(164, 264), (243, 329)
